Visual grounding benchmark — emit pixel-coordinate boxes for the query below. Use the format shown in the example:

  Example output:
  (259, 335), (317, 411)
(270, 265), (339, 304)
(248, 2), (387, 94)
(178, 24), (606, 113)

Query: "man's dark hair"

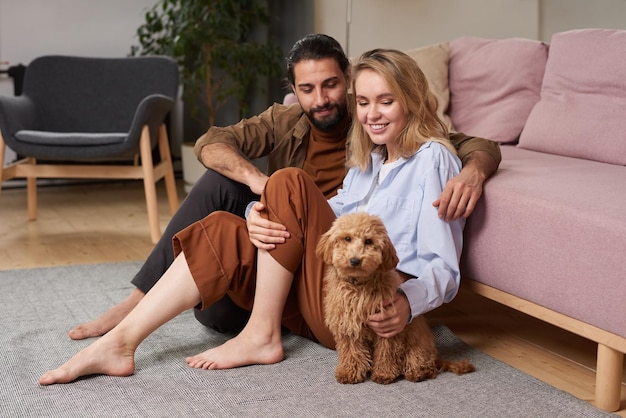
(285, 34), (350, 86)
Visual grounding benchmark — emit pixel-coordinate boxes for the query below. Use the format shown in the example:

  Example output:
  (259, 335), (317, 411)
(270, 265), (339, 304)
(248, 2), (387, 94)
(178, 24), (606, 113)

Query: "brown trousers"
(173, 168), (337, 349)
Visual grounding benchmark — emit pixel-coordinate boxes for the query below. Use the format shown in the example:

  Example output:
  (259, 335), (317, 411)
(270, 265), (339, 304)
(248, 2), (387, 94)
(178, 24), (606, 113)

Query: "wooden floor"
(1, 179), (624, 415)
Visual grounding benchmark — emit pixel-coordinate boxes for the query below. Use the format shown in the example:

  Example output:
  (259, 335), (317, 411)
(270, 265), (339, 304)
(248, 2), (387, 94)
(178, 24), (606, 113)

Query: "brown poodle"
(316, 212), (474, 384)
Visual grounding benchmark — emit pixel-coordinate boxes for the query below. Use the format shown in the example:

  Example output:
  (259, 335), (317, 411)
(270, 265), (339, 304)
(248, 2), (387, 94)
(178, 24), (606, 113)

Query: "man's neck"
(307, 114), (351, 142)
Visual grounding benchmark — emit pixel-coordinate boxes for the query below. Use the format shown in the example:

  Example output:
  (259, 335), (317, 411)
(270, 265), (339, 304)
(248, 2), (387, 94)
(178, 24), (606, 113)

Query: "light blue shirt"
(328, 141), (464, 320)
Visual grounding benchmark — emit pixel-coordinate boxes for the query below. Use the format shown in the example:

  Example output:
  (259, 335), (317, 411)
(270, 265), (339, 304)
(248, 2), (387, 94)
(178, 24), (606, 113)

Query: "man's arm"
(435, 133), (501, 221)
(193, 103), (303, 195)
(199, 142), (268, 195)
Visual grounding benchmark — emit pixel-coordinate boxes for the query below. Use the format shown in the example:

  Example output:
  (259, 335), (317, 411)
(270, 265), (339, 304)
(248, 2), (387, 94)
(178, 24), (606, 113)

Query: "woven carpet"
(0, 262), (616, 417)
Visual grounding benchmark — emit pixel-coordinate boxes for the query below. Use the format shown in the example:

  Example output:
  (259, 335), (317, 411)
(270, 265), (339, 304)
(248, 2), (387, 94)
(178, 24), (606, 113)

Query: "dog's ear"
(377, 228), (399, 272)
(315, 228), (334, 264)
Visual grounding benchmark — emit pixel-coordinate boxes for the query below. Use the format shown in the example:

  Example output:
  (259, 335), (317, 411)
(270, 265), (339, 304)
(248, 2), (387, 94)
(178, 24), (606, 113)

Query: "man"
(69, 34), (500, 340)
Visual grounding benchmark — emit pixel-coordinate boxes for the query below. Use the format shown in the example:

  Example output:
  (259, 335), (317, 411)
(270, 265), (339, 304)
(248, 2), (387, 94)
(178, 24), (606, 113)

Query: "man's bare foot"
(185, 328), (284, 370)
(68, 289), (144, 340)
(38, 334), (135, 385)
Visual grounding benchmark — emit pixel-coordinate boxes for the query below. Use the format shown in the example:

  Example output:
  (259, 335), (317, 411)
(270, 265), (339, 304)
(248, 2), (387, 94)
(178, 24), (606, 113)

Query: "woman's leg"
(260, 168), (338, 349)
(183, 168), (337, 369)
(69, 170), (256, 340)
(185, 249), (292, 369)
(39, 253), (201, 385)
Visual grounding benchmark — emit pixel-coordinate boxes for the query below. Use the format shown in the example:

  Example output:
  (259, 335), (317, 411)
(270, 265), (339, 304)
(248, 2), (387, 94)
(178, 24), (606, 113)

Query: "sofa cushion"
(518, 29), (626, 165)
(404, 42), (454, 131)
(449, 37), (548, 143)
(462, 145), (626, 339)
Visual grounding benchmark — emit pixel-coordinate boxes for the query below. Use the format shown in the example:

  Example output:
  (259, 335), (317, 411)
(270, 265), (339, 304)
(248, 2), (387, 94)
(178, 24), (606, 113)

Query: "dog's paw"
(335, 365), (368, 384)
(370, 370), (399, 385)
(404, 365), (439, 383)
(437, 358), (475, 375)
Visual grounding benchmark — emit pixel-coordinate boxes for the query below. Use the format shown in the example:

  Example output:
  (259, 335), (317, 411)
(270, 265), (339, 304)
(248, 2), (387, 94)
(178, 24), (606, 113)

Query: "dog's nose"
(349, 257), (361, 267)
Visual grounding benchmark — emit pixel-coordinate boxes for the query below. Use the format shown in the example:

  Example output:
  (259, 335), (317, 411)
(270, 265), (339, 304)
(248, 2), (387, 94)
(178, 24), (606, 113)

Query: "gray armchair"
(0, 55), (180, 243)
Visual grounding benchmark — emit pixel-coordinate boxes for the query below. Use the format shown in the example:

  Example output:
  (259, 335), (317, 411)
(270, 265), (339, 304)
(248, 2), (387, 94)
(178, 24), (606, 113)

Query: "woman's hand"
(365, 292), (411, 338)
(246, 202), (290, 250)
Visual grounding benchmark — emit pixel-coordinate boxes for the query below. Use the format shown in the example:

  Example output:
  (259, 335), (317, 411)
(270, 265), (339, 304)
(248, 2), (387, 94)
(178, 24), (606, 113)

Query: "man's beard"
(305, 102), (348, 132)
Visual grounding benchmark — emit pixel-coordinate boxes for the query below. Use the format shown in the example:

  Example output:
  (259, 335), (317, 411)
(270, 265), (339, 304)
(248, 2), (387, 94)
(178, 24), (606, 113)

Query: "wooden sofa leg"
(139, 126), (161, 244)
(594, 343), (623, 411)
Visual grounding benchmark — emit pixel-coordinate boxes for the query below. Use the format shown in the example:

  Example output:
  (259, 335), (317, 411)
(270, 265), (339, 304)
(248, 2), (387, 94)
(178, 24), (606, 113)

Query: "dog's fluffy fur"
(316, 212), (474, 384)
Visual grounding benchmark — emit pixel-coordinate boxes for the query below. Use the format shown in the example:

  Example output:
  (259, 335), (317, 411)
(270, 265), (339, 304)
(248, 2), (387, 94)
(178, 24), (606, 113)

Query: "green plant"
(131, 0), (283, 126)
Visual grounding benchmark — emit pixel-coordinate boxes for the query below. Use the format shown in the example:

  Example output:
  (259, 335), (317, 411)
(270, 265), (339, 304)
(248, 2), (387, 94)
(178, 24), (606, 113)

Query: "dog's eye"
(364, 238), (373, 246)
(344, 236), (351, 242)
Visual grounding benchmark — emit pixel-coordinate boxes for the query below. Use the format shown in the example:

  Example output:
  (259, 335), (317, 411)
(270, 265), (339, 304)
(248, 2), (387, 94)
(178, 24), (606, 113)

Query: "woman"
(38, 49), (464, 384)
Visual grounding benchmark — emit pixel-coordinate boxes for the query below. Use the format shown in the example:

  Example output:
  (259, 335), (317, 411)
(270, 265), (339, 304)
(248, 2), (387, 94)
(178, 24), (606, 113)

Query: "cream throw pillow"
(404, 42), (455, 131)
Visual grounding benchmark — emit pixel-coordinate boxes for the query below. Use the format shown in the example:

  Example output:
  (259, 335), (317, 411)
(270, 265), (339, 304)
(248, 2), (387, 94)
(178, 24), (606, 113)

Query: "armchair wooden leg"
(26, 158), (38, 220)
(0, 132), (5, 186)
(158, 124), (180, 215)
(594, 343), (623, 411)
(1, 132), (37, 219)
(27, 174), (38, 220)
(139, 126), (161, 244)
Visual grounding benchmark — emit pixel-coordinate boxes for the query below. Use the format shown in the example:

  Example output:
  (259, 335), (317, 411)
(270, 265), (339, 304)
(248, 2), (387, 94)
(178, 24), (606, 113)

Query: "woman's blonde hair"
(346, 48), (455, 170)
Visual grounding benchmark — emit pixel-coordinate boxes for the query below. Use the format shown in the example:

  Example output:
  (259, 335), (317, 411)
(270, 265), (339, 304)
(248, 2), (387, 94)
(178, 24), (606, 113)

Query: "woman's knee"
(265, 167), (317, 198)
(267, 167), (306, 185)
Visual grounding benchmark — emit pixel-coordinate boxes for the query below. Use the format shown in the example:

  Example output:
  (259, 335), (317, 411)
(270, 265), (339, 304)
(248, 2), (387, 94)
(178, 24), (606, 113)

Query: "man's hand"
(433, 150), (497, 221)
(249, 175), (269, 196)
(433, 165), (483, 221)
(200, 142), (269, 195)
(365, 292), (411, 338)
(246, 202), (290, 250)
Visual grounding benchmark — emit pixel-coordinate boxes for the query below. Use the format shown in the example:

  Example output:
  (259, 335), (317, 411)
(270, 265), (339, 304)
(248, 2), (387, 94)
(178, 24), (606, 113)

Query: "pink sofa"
(433, 28), (625, 411)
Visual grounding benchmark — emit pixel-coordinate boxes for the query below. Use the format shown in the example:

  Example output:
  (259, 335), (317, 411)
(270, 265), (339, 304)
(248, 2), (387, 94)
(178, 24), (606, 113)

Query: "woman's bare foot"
(38, 334), (135, 385)
(186, 328), (284, 370)
(68, 289), (145, 340)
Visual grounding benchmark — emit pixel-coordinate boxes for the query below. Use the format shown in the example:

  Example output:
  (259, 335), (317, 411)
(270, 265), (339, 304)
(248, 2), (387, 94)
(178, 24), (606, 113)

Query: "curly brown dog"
(316, 212), (474, 384)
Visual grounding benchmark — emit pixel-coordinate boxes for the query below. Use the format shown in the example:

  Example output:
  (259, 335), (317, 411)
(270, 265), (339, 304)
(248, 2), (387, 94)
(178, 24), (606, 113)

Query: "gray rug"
(0, 262), (615, 418)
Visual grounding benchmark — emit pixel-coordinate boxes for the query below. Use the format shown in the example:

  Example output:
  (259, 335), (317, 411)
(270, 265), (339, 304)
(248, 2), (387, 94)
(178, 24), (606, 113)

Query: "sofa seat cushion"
(461, 145), (626, 338)
(15, 130), (127, 146)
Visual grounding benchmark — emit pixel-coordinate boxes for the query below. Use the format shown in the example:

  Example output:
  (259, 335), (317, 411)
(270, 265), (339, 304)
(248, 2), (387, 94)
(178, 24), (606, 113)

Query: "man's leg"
(193, 295), (251, 333)
(68, 169), (256, 340)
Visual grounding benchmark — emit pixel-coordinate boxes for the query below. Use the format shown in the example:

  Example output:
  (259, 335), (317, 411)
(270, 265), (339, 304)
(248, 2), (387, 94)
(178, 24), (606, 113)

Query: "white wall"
(3, 0), (626, 95)
(540, 0), (626, 40)
(314, 0), (626, 56)
(0, 0), (157, 96)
